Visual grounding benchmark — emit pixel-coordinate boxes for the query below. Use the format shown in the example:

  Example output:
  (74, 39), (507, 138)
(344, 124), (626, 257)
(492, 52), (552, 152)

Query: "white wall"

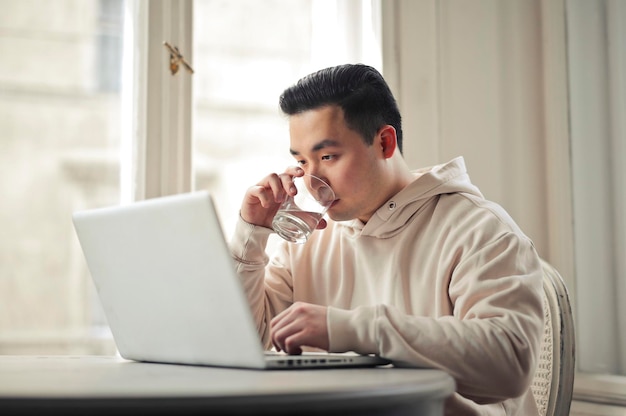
(381, 0), (569, 269)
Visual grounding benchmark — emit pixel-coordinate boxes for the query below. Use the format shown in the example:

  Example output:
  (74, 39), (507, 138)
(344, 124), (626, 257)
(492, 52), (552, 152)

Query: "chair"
(531, 259), (576, 416)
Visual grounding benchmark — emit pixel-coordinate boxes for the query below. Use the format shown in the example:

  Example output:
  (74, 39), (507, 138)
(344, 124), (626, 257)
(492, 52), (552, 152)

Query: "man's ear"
(379, 125), (398, 159)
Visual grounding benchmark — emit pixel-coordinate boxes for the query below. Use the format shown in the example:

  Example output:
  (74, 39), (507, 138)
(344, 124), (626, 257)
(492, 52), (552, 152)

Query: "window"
(192, 0), (382, 238)
(566, 0), (626, 408)
(0, 0), (381, 354)
(0, 0), (123, 354)
(567, 0), (626, 378)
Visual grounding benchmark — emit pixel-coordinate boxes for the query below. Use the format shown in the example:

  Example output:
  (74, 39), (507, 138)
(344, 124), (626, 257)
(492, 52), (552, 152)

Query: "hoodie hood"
(340, 156), (483, 238)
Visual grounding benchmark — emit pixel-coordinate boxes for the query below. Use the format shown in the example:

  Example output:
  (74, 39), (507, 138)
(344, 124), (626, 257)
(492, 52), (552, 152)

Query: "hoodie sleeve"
(229, 217), (271, 344)
(327, 232), (544, 404)
(229, 216), (295, 348)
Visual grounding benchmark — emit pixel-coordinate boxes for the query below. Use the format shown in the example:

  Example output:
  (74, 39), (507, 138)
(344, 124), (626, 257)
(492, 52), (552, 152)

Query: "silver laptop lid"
(73, 191), (267, 369)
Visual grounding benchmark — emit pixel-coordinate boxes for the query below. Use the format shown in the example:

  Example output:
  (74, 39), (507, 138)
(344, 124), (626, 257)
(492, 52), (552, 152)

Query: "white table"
(0, 355), (455, 415)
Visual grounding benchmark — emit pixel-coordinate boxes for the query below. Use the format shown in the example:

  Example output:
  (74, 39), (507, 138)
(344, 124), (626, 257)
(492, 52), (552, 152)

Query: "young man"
(229, 64), (544, 415)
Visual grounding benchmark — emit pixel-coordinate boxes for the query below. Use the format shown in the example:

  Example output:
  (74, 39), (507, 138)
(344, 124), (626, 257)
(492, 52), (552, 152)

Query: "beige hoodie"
(230, 157), (544, 415)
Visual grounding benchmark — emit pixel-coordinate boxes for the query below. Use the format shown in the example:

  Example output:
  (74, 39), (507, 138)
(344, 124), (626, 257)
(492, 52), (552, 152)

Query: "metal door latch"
(163, 41), (194, 75)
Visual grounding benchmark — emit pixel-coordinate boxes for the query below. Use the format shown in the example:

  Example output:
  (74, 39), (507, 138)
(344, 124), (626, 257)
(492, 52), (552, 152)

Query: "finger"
(270, 308), (299, 352)
(270, 313), (288, 350)
(246, 185), (274, 208)
(271, 325), (287, 354)
(272, 319), (305, 355)
(280, 167), (306, 196)
(278, 173), (297, 197)
(284, 166), (305, 177)
(263, 174), (290, 203)
(272, 337), (282, 353)
(270, 300), (302, 331)
(283, 335), (303, 355)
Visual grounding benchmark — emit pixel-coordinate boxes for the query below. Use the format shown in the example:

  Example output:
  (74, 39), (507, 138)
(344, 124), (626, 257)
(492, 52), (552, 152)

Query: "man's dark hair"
(279, 64), (403, 153)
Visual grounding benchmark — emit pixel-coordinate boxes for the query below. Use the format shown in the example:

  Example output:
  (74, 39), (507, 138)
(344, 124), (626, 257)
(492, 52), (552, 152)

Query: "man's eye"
(321, 155), (334, 161)
(297, 160), (306, 165)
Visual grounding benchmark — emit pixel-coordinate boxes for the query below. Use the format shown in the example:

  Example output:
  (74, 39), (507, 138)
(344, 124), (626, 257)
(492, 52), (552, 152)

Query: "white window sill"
(574, 372), (626, 408)
(571, 400), (626, 416)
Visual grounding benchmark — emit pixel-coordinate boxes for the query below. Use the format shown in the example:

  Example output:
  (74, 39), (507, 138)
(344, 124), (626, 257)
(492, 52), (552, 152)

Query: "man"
(229, 64), (544, 415)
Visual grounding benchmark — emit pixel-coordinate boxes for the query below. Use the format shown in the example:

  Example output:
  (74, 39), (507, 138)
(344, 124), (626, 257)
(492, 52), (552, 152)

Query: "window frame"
(125, 0), (193, 203)
(565, 0), (626, 408)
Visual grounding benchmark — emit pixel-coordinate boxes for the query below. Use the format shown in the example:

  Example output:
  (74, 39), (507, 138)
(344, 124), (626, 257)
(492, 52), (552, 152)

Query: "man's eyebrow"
(290, 139), (341, 155)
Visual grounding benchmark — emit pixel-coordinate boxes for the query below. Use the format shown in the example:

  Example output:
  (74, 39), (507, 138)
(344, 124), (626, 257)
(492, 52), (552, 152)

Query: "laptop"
(72, 191), (390, 370)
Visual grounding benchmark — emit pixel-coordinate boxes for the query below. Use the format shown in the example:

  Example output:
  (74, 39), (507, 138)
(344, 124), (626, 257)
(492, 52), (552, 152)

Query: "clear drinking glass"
(271, 175), (335, 244)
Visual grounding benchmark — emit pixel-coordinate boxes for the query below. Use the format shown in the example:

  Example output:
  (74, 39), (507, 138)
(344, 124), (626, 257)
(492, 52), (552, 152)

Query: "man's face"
(288, 105), (390, 223)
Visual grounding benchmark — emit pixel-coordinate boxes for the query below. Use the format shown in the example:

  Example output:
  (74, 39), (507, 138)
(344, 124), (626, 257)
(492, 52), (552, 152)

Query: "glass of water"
(272, 175), (335, 244)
